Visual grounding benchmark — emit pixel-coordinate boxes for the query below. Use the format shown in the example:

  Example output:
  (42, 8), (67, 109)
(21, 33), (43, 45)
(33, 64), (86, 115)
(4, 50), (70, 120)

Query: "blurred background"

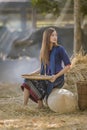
(0, 0), (87, 83)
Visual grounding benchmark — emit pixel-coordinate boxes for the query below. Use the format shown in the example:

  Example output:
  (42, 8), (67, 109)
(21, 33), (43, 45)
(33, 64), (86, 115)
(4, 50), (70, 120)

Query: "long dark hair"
(40, 27), (58, 65)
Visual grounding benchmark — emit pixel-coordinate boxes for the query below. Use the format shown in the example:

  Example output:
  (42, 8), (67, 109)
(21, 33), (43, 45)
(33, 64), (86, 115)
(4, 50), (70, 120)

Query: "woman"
(21, 27), (71, 108)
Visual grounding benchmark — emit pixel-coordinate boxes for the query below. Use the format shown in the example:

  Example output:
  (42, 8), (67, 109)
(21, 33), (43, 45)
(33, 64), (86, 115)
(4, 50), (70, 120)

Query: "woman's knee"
(24, 87), (30, 95)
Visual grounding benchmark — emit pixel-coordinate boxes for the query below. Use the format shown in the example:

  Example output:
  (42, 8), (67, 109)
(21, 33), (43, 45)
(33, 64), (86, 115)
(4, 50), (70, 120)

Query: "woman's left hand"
(49, 75), (57, 82)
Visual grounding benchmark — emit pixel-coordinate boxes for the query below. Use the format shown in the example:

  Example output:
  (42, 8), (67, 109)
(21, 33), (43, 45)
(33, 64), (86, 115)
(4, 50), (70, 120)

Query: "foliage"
(31, 0), (87, 16)
(81, 0), (87, 16)
(71, 0), (87, 16)
(31, 0), (60, 16)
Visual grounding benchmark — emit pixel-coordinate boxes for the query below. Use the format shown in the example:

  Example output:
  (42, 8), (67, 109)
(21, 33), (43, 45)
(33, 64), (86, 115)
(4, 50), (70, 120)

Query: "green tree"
(32, 0), (60, 16)
(81, 0), (87, 16)
(31, 0), (87, 54)
(31, 0), (60, 29)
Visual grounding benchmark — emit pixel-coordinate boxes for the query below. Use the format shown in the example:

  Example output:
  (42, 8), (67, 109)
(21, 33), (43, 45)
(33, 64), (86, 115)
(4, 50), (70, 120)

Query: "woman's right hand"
(48, 75), (57, 82)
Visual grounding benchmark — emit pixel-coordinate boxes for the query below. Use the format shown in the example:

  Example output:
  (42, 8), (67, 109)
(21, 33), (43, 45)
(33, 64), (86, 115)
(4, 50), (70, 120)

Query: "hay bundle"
(64, 54), (87, 93)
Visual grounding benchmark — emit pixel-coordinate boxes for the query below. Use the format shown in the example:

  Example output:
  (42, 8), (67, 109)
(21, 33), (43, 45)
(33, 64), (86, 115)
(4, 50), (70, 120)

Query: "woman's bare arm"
(49, 65), (71, 82)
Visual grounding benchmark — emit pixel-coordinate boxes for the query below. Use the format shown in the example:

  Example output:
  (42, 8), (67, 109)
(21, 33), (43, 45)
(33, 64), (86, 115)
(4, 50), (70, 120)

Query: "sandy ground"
(0, 82), (87, 130)
(0, 54), (87, 130)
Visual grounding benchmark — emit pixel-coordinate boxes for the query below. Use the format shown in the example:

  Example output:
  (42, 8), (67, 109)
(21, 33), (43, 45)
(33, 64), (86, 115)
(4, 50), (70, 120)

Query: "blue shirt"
(40, 45), (71, 94)
(41, 45), (71, 75)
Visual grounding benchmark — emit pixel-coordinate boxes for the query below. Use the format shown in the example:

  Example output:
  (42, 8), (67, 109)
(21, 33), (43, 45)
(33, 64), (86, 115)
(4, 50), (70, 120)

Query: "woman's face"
(50, 30), (57, 44)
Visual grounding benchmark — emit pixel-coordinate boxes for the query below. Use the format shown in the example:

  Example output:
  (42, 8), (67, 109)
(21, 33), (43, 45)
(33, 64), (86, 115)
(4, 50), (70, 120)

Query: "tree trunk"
(32, 7), (37, 30)
(74, 0), (82, 55)
(81, 14), (87, 55)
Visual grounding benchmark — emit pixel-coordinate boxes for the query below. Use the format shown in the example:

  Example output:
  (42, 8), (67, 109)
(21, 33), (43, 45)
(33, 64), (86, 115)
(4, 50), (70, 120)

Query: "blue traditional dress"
(21, 45), (71, 103)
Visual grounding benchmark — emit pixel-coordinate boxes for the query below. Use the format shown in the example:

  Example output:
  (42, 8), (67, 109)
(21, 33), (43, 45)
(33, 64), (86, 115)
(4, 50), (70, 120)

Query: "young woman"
(21, 27), (71, 108)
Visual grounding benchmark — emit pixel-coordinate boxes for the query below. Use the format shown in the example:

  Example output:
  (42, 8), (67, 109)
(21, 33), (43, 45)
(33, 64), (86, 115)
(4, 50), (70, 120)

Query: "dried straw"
(64, 54), (87, 93)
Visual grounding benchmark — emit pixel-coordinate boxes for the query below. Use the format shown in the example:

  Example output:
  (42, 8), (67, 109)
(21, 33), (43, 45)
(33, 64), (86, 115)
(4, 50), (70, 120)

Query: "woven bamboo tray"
(21, 74), (52, 80)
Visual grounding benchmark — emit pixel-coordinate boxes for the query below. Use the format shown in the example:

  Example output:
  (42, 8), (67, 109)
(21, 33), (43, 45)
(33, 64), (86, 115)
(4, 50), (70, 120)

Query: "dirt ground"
(0, 82), (87, 130)
(0, 54), (87, 130)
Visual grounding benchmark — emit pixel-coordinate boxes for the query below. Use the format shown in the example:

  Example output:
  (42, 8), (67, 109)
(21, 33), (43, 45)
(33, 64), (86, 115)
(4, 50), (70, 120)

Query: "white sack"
(47, 88), (77, 113)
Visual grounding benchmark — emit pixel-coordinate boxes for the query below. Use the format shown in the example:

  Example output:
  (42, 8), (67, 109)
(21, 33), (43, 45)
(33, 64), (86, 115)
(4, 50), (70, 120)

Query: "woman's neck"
(49, 43), (54, 50)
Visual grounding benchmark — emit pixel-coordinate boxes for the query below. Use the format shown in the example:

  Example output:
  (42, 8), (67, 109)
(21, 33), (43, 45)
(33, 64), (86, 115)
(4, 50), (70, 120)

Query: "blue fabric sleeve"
(59, 46), (71, 66)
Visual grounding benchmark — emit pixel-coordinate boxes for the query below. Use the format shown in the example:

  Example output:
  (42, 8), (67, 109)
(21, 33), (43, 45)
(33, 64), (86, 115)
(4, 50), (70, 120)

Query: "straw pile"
(64, 54), (87, 93)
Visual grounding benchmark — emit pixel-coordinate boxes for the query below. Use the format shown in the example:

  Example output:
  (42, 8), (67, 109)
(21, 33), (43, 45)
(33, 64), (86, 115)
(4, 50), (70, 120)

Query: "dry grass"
(64, 54), (87, 93)
(0, 54), (87, 130)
